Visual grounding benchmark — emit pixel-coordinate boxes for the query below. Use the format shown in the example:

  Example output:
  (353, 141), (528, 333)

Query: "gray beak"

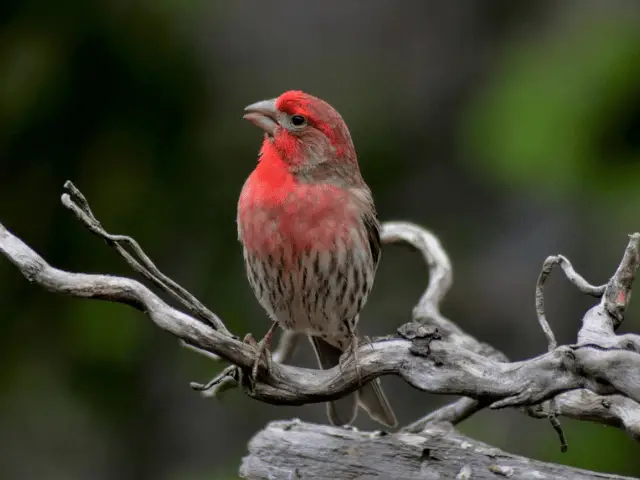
(243, 98), (278, 136)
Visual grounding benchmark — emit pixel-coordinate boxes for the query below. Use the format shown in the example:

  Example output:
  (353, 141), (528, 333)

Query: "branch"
(2, 213), (640, 409)
(536, 254), (603, 350)
(383, 222), (505, 434)
(402, 229), (640, 447)
(240, 420), (635, 480)
(382, 222), (505, 361)
(61, 181), (231, 335)
(527, 390), (640, 441)
(2, 183), (640, 478)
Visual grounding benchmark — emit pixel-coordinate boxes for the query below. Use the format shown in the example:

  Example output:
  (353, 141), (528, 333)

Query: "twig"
(191, 331), (301, 397)
(535, 257), (562, 351)
(61, 181), (231, 336)
(383, 222), (508, 433)
(533, 253), (609, 451)
(534, 254), (605, 351)
(602, 233), (640, 327)
(191, 365), (239, 397)
(578, 235), (640, 344)
(402, 397), (483, 433)
(547, 400), (568, 453)
(381, 221), (452, 317)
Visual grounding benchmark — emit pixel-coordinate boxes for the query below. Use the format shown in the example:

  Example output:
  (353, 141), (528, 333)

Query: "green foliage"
(462, 16), (640, 200)
(537, 420), (640, 477)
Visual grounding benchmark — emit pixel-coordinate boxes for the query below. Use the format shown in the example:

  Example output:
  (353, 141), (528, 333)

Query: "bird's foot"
(243, 321), (278, 381)
(242, 333), (271, 381)
(339, 334), (362, 387)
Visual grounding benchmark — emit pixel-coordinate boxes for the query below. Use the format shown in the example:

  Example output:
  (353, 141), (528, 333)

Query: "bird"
(236, 90), (397, 429)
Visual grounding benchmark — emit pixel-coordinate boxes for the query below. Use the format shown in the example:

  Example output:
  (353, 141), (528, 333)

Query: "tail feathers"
(309, 336), (358, 426)
(309, 336), (396, 428)
(357, 378), (397, 428)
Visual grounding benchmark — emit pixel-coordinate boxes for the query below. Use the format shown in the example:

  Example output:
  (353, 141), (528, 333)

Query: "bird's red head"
(243, 90), (357, 170)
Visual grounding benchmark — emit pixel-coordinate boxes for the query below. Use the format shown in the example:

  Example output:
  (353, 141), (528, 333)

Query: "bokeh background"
(1, 1), (640, 478)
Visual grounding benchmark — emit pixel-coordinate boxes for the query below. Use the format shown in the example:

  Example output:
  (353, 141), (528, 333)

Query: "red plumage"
(237, 90), (396, 428)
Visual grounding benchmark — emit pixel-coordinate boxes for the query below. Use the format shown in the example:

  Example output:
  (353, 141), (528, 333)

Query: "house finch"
(237, 90), (397, 428)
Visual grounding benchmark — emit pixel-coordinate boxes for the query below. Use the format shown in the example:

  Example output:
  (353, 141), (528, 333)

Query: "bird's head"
(243, 90), (357, 170)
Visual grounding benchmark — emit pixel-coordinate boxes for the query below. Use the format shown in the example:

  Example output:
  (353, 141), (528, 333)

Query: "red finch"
(237, 90), (396, 428)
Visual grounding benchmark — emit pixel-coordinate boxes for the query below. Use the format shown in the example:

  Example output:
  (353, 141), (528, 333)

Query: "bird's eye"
(291, 115), (306, 127)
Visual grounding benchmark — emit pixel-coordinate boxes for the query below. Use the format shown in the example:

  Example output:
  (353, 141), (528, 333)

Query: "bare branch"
(535, 255), (606, 351)
(2, 184), (640, 478)
(404, 232), (640, 449)
(4, 203), (640, 434)
(532, 253), (608, 450)
(0, 221), (256, 368)
(381, 221), (452, 316)
(547, 400), (568, 453)
(383, 222), (506, 362)
(191, 331), (301, 398)
(191, 365), (239, 398)
(2, 215), (639, 409)
(61, 181), (231, 336)
(240, 420), (635, 480)
(4, 219), (640, 414)
(526, 390), (640, 441)
(383, 222), (506, 434)
(402, 397), (483, 433)
(604, 233), (640, 325)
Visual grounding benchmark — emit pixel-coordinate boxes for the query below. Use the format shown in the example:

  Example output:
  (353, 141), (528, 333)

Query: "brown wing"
(363, 209), (381, 268)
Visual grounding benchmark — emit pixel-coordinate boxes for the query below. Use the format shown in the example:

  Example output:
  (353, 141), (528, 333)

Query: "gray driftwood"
(241, 420), (634, 480)
(1, 181), (639, 479)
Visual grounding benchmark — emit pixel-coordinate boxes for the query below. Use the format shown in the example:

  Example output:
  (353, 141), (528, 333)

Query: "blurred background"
(1, 1), (640, 478)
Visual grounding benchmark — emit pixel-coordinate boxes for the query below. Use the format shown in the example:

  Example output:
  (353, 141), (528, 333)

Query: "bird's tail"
(309, 336), (397, 429)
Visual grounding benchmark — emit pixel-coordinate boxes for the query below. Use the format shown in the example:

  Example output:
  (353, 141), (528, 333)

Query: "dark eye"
(291, 115), (306, 126)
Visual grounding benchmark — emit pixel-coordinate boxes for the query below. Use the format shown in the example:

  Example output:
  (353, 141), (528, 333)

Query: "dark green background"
(1, 1), (639, 478)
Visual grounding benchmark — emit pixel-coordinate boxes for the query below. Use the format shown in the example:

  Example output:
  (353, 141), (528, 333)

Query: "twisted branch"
(1, 182), (640, 469)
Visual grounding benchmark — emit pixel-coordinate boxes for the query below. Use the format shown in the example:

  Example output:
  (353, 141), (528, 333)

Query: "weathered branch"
(240, 420), (635, 480)
(527, 390), (640, 441)
(402, 228), (640, 448)
(3, 212), (638, 411)
(2, 182), (640, 479)
(61, 181), (231, 336)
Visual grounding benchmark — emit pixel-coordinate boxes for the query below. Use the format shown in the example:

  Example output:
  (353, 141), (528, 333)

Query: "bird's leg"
(339, 321), (362, 387)
(243, 320), (278, 380)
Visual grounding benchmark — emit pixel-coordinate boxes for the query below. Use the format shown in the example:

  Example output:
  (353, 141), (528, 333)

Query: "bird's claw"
(243, 321), (278, 381)
(339, 336), (362, 386)
(243, 332), (273, 381)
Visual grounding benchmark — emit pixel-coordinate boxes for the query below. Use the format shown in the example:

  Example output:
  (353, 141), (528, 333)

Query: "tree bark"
(241, 420), (634, 480)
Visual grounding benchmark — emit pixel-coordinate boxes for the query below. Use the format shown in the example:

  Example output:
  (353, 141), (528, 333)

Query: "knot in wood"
(397, 322), (441, 341)
(398, 322), (442, 358)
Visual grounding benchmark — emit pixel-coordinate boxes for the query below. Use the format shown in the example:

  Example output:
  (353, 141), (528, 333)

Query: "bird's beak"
(243, 98), (278, 137)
